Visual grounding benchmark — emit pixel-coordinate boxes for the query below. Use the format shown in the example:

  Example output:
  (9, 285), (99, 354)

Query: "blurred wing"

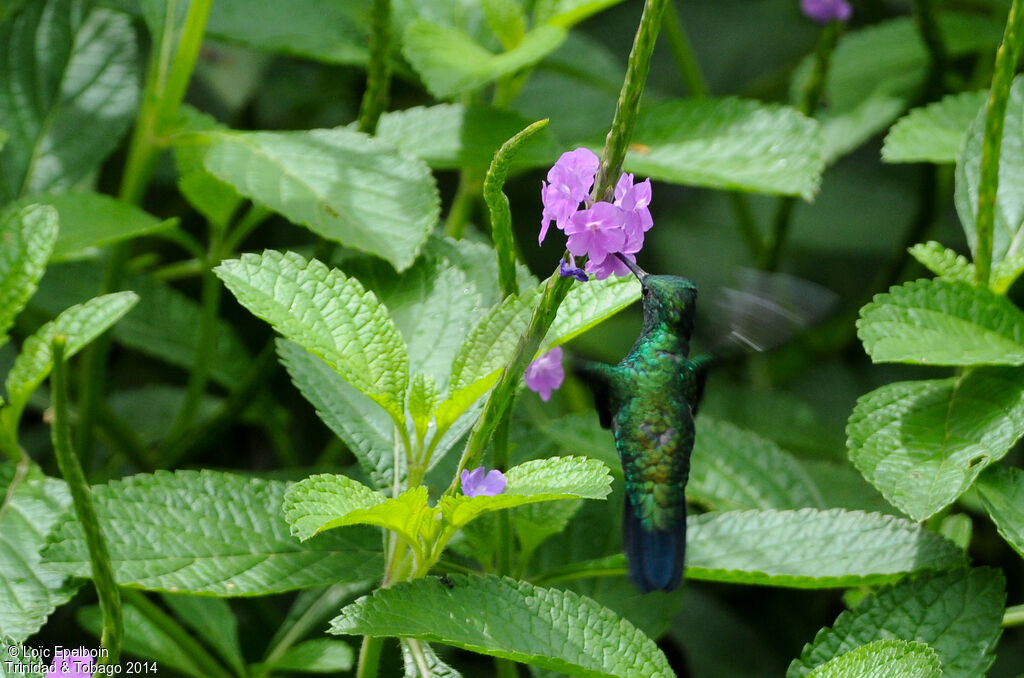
(708, 268), (838, 356)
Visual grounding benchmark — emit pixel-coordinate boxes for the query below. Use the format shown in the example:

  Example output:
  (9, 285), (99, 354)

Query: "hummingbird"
(577, 255), (709, 593)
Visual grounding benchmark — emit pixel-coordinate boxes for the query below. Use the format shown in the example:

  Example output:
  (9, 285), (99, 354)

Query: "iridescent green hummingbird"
(578, 255), (709, 593)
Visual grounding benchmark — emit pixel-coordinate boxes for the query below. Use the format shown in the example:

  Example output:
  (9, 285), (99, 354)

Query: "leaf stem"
(356, 635), (384, 678)
(485, 119), (550, 298)
(357, 0), (392, 134)
(974, 0), (1024, 286)
(661, 0), (707, 98)
(1004, 603), (1024, 627)
(51, 337), (122, 663)
(912, 0), (949, 99)
(443, 169), (483, 239)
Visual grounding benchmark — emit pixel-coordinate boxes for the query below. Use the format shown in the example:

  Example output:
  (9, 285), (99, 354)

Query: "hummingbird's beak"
(614, 252), (648, 282)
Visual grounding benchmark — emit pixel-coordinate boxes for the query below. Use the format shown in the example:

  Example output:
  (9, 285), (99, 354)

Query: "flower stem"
(443, 169), (483, 239)
(593, 0), (670, 202)
(662, 1), (707, 98)
(974, 0), (1024, 286)
(356, 0), (392, 134)
(356, 635), (384, 678)
(51, 337), (122, 663)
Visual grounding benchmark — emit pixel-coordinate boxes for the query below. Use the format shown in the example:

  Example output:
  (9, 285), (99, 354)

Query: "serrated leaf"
(685, 509), (966, 588)
(160, 595), (246, 677)
(402, 20), (566, 99)
(883, 90), (986, 164)
(215, 251), (409, 421)
(330, 574), (673, 678)
(277, 339), (398, 489)
(0, 463), (77, 642)
(787, 568), (1004, 678)
(375, 104), (560, 170)
(623, 98), (824, 200)
(1, 636), (46, 678)
(0, 0), (138, 200)
(955, 74), (1024, 263)
(439, 275), (639, 429)
(256, 638), (354, 674)
(806, 640), (942, 678)
(41, 470), (383, 595)
(31, 263), (251, 389)
(992, 249), (1024, 293)
(857, 278), (1024, 365)
(441, 456), (612, 530)
(976, 466), (1024, 558)
(283, 474), (436, 547)
(202, 129), (438, 271)
(907, 241), (974, 282)
(847, 368), (1024, 520)
(0, 205), (58, 345)
(689, 417), (823, 511)
(170, 106), (243, 228)
(408, 373), (439, 442)
(3, 291), (139, 418)
(401, 640), (462, 678)
(536, 0), (627, 27)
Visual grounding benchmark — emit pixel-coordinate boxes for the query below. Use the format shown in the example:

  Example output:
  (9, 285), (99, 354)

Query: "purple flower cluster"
(800, 0), (851, 24)
(540, 148), (653, 281)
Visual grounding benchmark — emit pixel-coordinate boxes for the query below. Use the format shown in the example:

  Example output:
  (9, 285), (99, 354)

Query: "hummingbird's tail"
(622, 495), (686, 593)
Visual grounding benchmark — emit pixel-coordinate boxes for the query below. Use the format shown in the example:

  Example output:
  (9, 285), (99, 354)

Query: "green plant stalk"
(51, 337), (122, 662)
(913, 0), (948, 98)
(485, 119), (550, 299)
(974, 0), (1024, 286)
(444, 169), (484, 239)
(121, 590), (236, 678)
(356, 635), (385, 678)
(1005, 603), (1024, 627)
(759, 20), (840, 270)
(593, 0), (669, 202)
(662, 0), (707, 98)
(357, 0), (392, 134)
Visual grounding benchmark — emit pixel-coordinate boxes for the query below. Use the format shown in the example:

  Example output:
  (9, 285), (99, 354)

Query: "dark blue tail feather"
(622, 496), (686, 593)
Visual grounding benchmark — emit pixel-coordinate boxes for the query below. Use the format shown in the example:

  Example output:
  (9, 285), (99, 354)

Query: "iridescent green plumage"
(579, 270), (710, 592)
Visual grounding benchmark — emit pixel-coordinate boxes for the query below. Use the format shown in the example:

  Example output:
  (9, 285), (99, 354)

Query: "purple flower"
(615, 173), (654, 247)
(565, 202), (626, 262)
(540, 148), (600, 244)
(461, 467), (507, 497)
(586, 252), (636, 281)
(46, 651), (94, 678)
(801, 0), (851, 23)
(560, 258), (589, 282)
(524, 346), (565, 400)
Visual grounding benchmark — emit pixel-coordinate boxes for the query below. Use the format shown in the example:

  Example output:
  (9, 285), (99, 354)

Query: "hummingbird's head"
(640, 275), (698, 334)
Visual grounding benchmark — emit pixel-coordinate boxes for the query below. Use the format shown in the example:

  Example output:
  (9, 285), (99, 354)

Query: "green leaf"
(685, 508), (966, 588)
(201, 129), (439, 271)
(847, 368), (1024, 520)
(976, 466), (1024, 558)
(512, 499), (582, 561)
(441, 456), (612, 530)
(1, 636), (46, 677)
(883, 90), (986, 164)
(907, 241), (975, 282)
(402, 20), (566, 99)
(408, 373), (439, 442)
(0, 0), (139, 200)
(0, 205), (58, 346)
(0, 463), (77, 642)
(820, 92), (907, 165)
(330, 574), (673, 677)
(535, 0), (627, 27)
(857, 278), (1024, 365)
(170, 106), (243, 229)
(805, 640), (942, 678)
(992, 249), (1024, 293)
(215, 251), (409, 421)
(31, 263), (252, 389)
(283, 475), (436, 549)
(689, 417), (823, 511)
(3, 291), (139, 419)
(41, 470), (383, 595)
(401, 640), (462, 678)
(439, 275), (639, 429)
(624, 98), (824, 200)
(277, 339), (397, 489)
(955, 74), (1024, 264)
(481, 0), (526, 48)
(424, 234), (538, 307)
(375, 104), (559, 170)
(787, 568), (1005, 678)
(256, 638), (354, 674)
(160, 595), (246, 677)
(7, 192), (172, 262)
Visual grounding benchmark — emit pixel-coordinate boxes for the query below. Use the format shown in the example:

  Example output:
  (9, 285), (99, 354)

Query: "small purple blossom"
(800, 0), (851, 24)
(565, 202), (626, 262)
(560, 258), (589, 282)
(615, 173), (654, 250)
(46, 651), (94, 678)
(460, 466), (507, 497)
(524, 346), (565, 400)
(586, 252), (636, 281)
(540, 148), (600, 244)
